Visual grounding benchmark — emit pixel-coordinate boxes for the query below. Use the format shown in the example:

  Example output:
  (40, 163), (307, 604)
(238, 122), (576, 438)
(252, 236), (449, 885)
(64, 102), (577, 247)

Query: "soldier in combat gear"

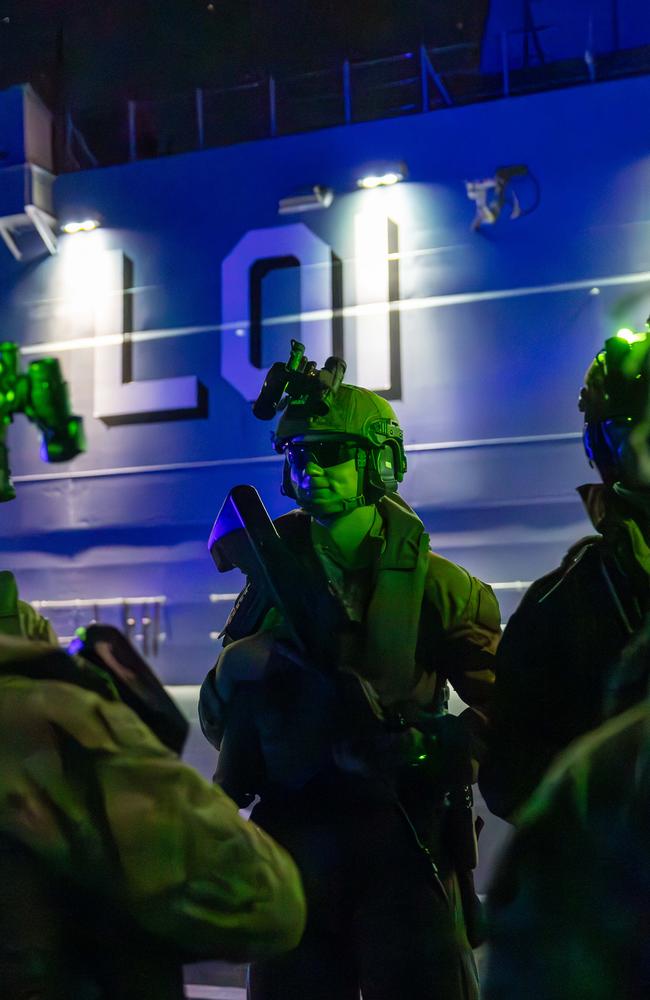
(200, 343), (501, 1000)
(483, 329), (650, 1000)
(0, 348), (306, 998)
(0, 340), (85, 642)
(481, 327), (650, 822)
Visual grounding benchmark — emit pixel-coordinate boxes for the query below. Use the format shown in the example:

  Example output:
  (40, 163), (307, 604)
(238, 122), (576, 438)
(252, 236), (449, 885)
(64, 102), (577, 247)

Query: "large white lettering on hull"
(92, 217), (402, 422)
(93, 250), (205, 425)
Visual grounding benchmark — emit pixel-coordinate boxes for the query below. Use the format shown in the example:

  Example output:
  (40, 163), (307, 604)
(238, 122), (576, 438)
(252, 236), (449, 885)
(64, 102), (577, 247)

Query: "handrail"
(64, 25), (650, 172)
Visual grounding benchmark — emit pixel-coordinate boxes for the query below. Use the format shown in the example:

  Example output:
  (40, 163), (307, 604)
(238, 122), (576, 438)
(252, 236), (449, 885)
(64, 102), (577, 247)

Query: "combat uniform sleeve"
(478, 588), (550, 821)
(484, 703), (650, 999)
(199, 625), (281, 749)
(0, 674), (306, 964)
(422, 553), (501, 714)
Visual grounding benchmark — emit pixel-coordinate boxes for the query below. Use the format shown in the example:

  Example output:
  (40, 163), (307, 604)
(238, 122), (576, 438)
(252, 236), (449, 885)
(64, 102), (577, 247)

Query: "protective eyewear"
(283, 439), (361, 469)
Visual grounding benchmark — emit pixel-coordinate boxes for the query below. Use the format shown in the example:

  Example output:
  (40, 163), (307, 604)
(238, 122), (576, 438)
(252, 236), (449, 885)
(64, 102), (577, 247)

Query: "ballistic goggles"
(280, 437), (364, 469)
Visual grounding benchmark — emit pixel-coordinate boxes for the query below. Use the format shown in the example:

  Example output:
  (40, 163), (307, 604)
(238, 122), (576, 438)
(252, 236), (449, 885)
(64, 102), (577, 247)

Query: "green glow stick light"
(0, 341), (85, 502)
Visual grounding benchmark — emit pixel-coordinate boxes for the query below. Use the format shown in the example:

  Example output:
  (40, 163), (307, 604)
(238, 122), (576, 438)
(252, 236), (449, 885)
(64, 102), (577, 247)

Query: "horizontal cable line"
(16, 281), (158, 310)
(407, 431), (581, 451)
(18, 268), (650, 356)
(19, 323), (220, 356)
(12, 432), (580, 485)
(12, 453), (283, 484)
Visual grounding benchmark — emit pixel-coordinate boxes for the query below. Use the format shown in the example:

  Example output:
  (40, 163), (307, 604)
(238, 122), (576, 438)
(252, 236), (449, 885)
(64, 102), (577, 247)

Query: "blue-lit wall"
(2, 75), (650, 688)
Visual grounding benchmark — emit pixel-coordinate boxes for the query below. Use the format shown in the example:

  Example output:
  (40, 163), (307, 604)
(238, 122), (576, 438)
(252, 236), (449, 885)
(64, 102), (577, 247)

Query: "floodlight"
(62, 219), (101, 235)
(357, 169), (405, 189)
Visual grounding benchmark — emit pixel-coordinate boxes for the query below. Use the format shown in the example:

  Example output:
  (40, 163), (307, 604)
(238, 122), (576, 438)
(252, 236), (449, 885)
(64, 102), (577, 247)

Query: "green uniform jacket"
(212, 495), (501, 722)
(0, 636), (306, 1000)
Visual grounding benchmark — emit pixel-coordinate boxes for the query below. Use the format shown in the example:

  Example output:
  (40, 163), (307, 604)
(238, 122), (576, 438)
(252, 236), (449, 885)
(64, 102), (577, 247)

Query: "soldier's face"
(285, 438), (360, 515)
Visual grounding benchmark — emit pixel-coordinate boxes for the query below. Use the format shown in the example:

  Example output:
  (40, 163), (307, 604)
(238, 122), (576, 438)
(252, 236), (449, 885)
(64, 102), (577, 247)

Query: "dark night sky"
(0, 0), (489, 109)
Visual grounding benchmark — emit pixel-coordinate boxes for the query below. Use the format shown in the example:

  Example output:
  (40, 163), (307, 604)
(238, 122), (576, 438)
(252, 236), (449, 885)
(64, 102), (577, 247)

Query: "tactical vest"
(224, 494), (431, 706)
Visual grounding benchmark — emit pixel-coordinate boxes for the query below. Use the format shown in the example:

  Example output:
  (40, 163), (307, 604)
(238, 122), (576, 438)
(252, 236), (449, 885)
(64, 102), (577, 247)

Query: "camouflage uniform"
(0, 635), (306, 999)
(0, 570), (58, 643)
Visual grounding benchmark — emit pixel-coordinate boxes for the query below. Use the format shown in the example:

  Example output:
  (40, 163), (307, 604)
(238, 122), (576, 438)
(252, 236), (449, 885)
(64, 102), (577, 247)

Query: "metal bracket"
(0, 205), (58, 260)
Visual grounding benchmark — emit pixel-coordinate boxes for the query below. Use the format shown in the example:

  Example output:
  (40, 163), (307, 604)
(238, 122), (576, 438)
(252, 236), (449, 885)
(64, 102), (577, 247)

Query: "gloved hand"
(200, 629), (293, 749)
(214, 629), (312, 702)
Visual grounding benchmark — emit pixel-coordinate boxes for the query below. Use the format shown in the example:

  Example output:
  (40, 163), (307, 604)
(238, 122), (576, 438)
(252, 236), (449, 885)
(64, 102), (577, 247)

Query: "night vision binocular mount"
(0, 341), (85, 502)
(252, 339), (347, 422)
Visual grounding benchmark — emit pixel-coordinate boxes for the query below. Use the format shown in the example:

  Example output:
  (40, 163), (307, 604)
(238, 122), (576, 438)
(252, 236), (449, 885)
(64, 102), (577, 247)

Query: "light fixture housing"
(278, 186), (334, 215)
(61, 218), (101, 235)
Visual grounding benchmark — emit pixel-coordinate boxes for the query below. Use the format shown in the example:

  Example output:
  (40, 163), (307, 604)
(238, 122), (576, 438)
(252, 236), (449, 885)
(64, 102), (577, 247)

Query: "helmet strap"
(301, 493), (367, 520)
(356, 445), (369, 502)
(335, 494), (368, 515)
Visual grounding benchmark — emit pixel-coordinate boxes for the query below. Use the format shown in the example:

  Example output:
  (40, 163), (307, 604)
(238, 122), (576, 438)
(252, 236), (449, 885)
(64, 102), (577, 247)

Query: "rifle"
(209, 484), (348, 673)
(69, 624), (189, 755)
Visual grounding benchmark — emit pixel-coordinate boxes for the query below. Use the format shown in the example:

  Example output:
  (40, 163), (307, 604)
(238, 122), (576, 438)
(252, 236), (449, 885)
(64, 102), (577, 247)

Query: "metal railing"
(64, 27), (650, 171)
(33, 595), (168, 656)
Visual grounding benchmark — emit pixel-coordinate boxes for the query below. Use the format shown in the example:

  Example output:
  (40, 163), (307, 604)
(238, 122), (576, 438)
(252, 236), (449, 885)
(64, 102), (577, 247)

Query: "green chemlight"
(616, 328), (647, 344)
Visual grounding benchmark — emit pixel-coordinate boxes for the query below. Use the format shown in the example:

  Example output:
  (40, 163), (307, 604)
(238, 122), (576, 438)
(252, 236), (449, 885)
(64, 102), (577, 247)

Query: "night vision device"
(0, 341), (85, 502)
(252, 339), (347, 421)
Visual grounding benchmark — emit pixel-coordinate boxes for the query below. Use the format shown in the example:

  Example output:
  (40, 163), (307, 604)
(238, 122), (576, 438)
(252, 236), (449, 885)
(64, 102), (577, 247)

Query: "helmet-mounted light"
(615, 327), (648, 345)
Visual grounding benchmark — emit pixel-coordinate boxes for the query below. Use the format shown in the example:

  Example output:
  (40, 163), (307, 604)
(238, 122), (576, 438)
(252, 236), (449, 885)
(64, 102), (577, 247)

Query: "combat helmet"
(579, 328), (650, 486)
(253, 340), (406, 509)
